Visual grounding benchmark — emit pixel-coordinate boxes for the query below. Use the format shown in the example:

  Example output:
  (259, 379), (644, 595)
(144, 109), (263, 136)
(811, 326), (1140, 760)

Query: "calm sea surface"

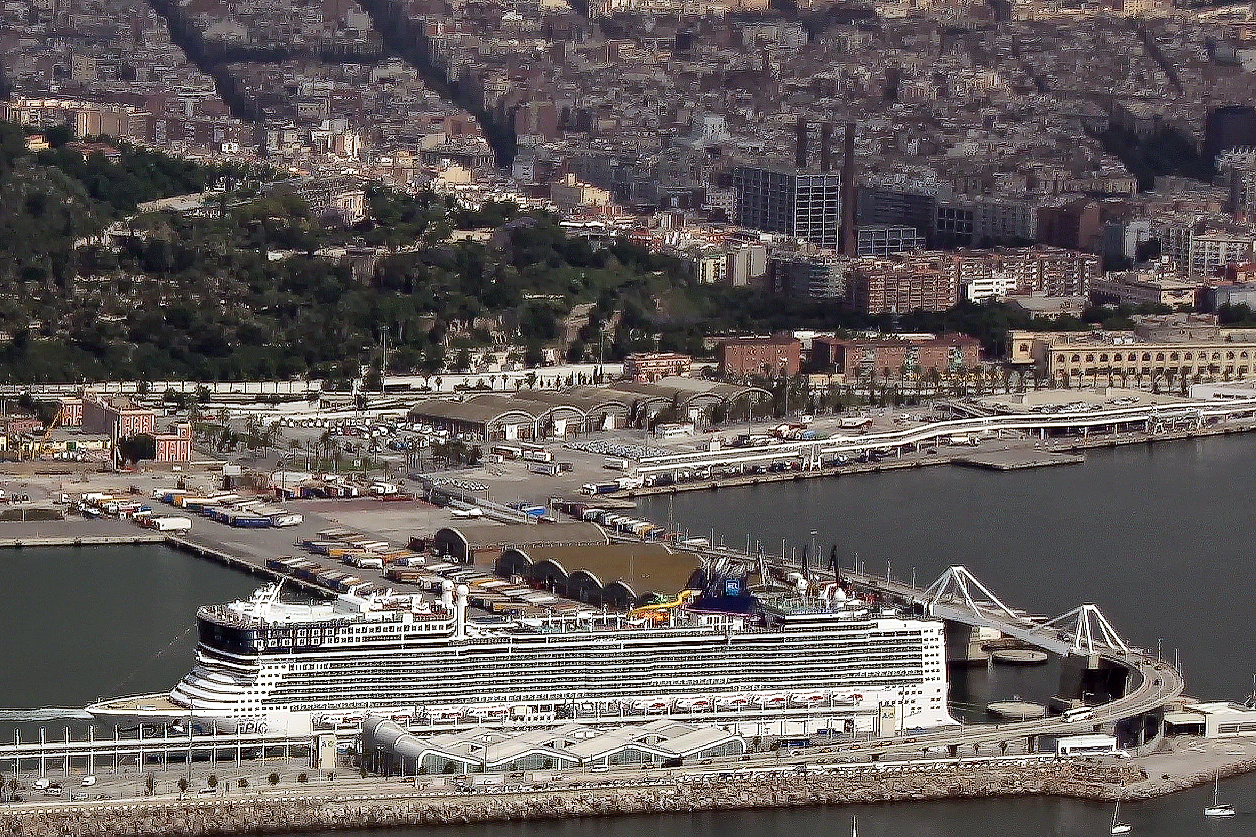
(2, 434), (1256, 835)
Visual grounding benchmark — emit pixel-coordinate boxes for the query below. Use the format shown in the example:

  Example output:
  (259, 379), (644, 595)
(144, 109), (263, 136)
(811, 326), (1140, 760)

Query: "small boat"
(789, 692), (829, 707)
(1204, 775), (1236, 817)
(1111, 799), (1132, 834)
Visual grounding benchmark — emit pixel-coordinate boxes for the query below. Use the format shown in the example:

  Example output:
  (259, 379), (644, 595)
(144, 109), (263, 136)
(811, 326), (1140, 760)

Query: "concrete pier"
(951, 450), (1085, 471)
(0, 757), (1148, 837)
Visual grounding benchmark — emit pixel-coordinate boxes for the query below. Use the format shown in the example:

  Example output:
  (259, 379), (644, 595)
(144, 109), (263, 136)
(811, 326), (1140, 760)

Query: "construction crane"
(36, 406), (63, 459)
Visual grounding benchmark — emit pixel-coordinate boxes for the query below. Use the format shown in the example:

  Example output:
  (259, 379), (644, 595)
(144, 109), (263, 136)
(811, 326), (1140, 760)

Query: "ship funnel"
(454, 584), (469, 639)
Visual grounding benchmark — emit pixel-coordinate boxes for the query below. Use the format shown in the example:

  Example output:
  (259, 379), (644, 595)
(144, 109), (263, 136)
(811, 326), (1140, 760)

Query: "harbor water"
(2, 434), (1256, 834)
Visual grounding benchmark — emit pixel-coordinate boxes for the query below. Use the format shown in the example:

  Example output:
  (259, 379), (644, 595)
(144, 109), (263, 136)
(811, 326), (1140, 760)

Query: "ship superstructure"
(88, 571), (953, 737)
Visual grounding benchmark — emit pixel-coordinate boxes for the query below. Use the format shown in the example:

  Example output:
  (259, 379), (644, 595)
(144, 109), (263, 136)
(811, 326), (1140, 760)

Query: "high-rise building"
(731, 166), (842, 247)
(856, 187), (936, 244)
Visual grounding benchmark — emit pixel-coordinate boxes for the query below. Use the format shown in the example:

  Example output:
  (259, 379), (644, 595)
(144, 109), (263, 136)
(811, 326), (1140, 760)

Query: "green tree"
(268, 772), (280, 786)
(178, 777), (188, 795)
(145, 773), (156, 795)
(118, 433), (156, 464)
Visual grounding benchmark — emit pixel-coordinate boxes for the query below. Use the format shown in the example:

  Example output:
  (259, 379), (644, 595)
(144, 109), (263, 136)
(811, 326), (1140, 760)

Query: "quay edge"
(1, 758), (1252, 837)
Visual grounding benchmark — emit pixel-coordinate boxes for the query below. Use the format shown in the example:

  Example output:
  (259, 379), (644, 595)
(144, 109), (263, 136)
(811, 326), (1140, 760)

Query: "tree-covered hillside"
(0, 121), (1123, 385)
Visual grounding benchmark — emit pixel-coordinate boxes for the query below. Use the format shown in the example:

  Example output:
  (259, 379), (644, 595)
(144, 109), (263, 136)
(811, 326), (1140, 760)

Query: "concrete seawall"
(0, 760), (1170, 837)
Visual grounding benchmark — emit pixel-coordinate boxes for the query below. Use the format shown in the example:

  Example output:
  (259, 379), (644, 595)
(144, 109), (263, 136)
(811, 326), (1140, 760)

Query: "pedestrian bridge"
(844, 565), (1183, 724)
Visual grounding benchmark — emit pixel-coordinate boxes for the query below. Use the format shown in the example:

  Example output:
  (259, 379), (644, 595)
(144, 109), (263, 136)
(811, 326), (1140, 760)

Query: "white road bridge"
(632, 396), (1256, 476)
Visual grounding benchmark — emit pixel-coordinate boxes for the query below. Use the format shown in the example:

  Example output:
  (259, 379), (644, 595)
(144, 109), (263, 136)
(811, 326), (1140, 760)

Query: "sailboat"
(1204, 775), (1236, 817)
(1110, 798), (1132, 835)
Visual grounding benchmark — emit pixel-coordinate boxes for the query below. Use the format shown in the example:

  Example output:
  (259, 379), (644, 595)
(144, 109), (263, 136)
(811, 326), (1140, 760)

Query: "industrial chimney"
(840, 122), (857, 256)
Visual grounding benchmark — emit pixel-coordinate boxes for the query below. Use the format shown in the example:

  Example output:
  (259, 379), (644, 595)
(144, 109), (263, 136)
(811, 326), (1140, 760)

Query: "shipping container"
(231, 516), (273, 529)
(271, 513), (304, 527)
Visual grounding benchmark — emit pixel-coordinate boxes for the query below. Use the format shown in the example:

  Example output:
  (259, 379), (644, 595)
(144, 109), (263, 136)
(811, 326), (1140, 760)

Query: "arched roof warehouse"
(606, 377), (771, 410)
(495, 543), (699, 607)
(435, 522), (609, 564)
(408, 394), (549, 440)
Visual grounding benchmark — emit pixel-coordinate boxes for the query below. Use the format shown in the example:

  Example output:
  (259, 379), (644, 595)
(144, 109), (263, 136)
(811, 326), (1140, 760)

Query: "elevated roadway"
(630, 397), (1256, 477)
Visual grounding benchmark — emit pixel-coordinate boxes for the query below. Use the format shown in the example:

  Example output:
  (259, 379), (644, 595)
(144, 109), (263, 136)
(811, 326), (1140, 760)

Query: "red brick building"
(813, 334), (981, 377)
(622, 352), (692, 382)
(717, 335), (802, 377)
(82, 394), (155, 438)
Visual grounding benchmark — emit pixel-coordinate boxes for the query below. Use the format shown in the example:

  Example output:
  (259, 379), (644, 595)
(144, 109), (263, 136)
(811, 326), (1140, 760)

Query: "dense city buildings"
(6, 0), (1256, 339)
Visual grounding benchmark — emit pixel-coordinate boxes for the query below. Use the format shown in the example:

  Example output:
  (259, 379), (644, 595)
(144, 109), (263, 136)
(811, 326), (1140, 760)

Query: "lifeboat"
(676, 697), (711, 711)
(717, 695), (750, 710)
(755, 694), (788, 708)
(633, 699), (671, 713)
(463, 706), (508, 721)
(832, 693), (864, 706)
(790, 692), (829, 707)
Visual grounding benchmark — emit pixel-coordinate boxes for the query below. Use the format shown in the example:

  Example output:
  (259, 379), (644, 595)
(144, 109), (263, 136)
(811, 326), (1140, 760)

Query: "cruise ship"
(87, 567), (954, 737)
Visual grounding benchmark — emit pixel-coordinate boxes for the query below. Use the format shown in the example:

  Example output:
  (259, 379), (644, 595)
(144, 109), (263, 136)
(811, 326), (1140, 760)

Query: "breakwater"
(0, 760), (1163, 837)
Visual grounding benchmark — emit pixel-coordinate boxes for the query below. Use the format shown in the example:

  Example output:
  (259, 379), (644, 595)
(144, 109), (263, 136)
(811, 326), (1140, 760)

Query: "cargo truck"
(150, 516), (192, 532)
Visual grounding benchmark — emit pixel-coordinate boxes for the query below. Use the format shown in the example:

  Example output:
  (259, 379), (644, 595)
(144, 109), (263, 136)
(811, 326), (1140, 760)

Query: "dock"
(163, 535), (329, 597)
(951, 450), (1085, 471)
(0, 534), (167, 549)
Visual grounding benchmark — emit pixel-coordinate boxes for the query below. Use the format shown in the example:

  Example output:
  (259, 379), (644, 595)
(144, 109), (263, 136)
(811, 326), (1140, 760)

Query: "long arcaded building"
(407, 378), (767, 442)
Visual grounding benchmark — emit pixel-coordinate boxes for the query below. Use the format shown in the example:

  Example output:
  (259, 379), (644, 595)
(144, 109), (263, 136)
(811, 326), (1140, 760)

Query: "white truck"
(150, 515), (193, 532)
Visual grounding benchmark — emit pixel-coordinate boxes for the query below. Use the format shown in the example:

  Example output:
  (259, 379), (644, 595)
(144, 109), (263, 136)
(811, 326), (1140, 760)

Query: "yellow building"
(1009, 329), (1256, 386)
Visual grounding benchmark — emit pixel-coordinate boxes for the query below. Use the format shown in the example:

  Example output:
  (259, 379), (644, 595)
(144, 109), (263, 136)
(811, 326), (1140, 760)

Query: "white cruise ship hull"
(87, 584), (955, 738)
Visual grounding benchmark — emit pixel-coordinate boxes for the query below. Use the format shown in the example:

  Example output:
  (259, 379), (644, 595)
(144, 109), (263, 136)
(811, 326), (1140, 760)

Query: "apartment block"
(717, 335), (802, 377)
